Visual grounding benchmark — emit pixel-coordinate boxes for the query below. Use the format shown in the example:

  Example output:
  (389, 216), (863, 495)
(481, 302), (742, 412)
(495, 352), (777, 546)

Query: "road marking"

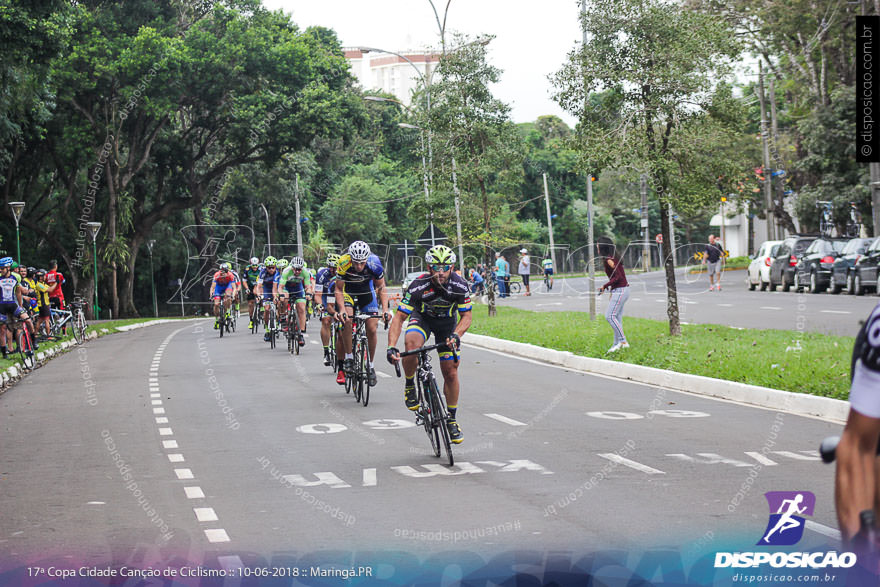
(151, 393), (161, 398)
(376, 371), (392, 378)
(204, 529), (230, 543)
(175, 468), (194, 480)
(184, 486), (205, 499)
(149, 377), (158, 383)
(820, 310), (851, 315)
(536, 302), (563, 307)
(362, 419), (415, 430)
(158, 427), (173, 436)
(194, 507), (219, 522)
(485, 413), (527, 426)
(162, 440), (178, 449)
(155, 417), (169, 424)
(167, 453), (184, 463)
(151, 399), (162, 405)
(760, 306), (782, 310)
(717, 303), (733, 307)
(631, 298), (641, 301)
(363, 468), (377, 487)
(296, 423), (348, 434)
(587, 411), (643, 420)
(744, 451), (778, 466)
(282, 472), (352, 489)
(771, 450), (819, 461)
(597, 453), (666, 475)
(666, 453), (755, 467)
(805, 520), (841, 541)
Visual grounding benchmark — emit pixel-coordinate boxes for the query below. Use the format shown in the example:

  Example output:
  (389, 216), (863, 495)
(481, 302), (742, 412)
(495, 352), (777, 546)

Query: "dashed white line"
(376, 371), (392, 378)
(310, 339), (320, 345)
(151, 400), (163, 405)
(805, 520), (841, 541)
(151, 393), (161, 398)
(204, 529), (230, 543)
(158, 427), (173, 436)
(485, 413), (527, 427)
(194, 507), (219, 522)
(162, 440), (178, 449)
(820, 310), (851, 315)
(155, 417), (169, 424)
(149, 377), (158, 382)
(760, 306), (782, 310)
(184, 486), (205, 499)
(744, 451), (778, 466)
(597, 453), (666, 475)
(717, 303), (733, 307)
(153, 408), (165, 415)
(167, 453), (185, 463)
(175, 468), (194, 480)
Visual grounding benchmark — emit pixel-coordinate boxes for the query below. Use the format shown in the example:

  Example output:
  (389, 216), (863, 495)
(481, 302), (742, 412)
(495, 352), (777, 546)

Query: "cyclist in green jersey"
(280, 257), (313, 346)
(542, 255), (554, 290)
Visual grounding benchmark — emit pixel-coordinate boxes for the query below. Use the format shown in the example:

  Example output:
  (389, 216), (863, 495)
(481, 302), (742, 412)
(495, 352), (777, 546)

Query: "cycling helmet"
(10, 261), (18, 269)
(276, 258), (289, 270)
(348, 241), (371, 262)
(326, 253), (340, 267)
(219, 262), (231, 271)
(264, 256), (277, 267)
(425, 245), (456, 266)
(0, 257), (13, 267)
(291, 256), (305, 269)
(249, 256), (260, 265)
(26, 266), (37, 278)
(36, 269), (47, 278)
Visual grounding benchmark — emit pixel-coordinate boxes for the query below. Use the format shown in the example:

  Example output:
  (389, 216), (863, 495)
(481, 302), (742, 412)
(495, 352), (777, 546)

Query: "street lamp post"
(259, 203), (271, 256)
(86, 222), (102, 319)
(147, 239), (158, 317)
(9, 202), (25, 264)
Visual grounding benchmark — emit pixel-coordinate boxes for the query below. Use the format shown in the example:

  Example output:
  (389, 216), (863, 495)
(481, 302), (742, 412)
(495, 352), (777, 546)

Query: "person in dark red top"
(597, 237), (630, 353)
(46, 260), (65, 310)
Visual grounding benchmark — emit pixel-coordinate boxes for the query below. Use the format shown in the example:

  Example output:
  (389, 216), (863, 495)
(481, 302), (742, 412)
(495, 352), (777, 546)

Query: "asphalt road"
(0, 320), (856, 583)
(489, 269), (879, 337)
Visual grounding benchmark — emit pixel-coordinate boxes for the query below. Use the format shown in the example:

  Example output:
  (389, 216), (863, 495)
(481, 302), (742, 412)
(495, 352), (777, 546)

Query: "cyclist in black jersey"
(387, 245), (472, 443)
(835, 300), (880, 544)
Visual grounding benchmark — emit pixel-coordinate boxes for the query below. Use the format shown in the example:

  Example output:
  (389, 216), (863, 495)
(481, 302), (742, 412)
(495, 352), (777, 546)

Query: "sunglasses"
(430, 264), (452, 272)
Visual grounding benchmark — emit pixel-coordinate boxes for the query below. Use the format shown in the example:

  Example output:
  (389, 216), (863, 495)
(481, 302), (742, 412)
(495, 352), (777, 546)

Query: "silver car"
(748, 240), (782, 291)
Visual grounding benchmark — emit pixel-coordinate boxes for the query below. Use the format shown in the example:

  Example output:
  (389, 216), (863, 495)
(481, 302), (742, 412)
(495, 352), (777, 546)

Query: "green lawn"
(468, 305), (853, 399)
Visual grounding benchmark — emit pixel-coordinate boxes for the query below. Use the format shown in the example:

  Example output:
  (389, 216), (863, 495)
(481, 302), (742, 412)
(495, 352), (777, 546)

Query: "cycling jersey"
(542, 259), (554, 274)
(315, 267), (336, 306)
(258, 268), (280, 290)
(397, 272), (472, 319)
(35, 282), (51, 309)
(281, 267), (311, 300)
(0, 275), (19, 304)
(850, 301), (880, 419)
(47, 270), (65, 302)
(242, 266), (260, 288)
(336, 253), (384, 296)
(212, 270), (237, 297)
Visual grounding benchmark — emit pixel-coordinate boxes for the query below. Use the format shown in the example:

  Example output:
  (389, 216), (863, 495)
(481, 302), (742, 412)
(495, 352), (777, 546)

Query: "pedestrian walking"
(518, 248), (531, 296)
(597, 238), (630, 353)
(703, 235), (725, 291)
(494, 252), (509, 297)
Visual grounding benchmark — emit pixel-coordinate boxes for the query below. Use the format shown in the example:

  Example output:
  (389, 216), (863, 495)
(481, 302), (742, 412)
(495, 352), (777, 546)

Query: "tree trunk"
(121, 240), (141, 318)
(479, 176), (496, 317)
(658, 197), (681, 336)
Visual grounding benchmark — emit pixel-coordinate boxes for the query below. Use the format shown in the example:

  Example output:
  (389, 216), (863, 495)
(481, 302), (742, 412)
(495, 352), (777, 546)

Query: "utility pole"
(757, 61), (775, 241)
(640, 174), (650, 271)
(452, 157), (464, 270)
(294, 174), (303, 257)
(587, 175), (596, 321)
(542, 173), (557, 271)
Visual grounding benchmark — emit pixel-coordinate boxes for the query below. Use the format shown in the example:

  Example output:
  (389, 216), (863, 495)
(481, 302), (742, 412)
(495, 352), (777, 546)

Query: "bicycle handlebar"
(819, 434), (880, 464)
(392, 342), (459, 377)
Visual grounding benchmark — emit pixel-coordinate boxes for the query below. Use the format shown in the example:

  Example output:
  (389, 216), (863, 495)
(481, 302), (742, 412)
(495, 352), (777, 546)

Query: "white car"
(748, 240), (783, 291)
(401, 271), (426, 295)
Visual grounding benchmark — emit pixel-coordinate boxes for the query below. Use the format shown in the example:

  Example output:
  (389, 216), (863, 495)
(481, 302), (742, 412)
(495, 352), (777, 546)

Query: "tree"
(554, 0), (742, 335)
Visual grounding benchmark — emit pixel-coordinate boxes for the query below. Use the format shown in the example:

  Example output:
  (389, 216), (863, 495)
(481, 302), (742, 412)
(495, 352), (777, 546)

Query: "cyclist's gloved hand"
(387, 347), (400, 364)
(383, 311), (392, 325)
(447, 333), (461, 350)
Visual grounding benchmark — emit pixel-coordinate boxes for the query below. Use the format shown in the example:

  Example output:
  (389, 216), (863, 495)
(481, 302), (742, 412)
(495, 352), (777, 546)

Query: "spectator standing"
(703, 235), (725, 291)
(494, 252), (509, 298)
(597, 238), (630, 353)
(518, 248), (531, 296)
(47, 260), (66, 310)
(34, 270), (57, 337)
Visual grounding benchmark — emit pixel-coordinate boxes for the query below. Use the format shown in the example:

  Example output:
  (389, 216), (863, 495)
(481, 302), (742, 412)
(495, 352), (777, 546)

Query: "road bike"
(543, 271), (552, 291)
(250, 296), (263, 334)
(345, 314), (387, 406)
(285, 299), (304, 356)
(486, 273), (522, 296)
(61, 302), (88, 344)
(393, 342), (456, 466)
(265, 297), (279, 349)
(8, 313), (36, 370)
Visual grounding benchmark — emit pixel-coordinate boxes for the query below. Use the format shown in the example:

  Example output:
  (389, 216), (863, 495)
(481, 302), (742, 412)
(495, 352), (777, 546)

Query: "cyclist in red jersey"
(211, 263), (238, 329)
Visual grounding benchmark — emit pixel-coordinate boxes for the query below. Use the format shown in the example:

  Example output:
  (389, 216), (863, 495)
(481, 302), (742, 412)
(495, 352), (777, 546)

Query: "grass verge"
(468, 304), (853, 400)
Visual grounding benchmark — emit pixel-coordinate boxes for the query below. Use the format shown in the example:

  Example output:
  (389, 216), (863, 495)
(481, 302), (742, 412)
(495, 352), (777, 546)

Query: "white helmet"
(291, 256), (305, 269)
(249, 257), (260, 265)
(348, 241), (371, 262)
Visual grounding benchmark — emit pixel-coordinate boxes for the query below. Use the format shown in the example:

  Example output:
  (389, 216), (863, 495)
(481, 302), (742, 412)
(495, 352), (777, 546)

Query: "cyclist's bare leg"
(248, 297), (255, 320)
(401, 331), (424, 378)
(296, 301), (306, 334)
(366, 317), (378, 362)
(439, 358), (460, 407)
(340, 306), (354, 355)
(320, 314), (332, 345)
(213, 296), (221, 318)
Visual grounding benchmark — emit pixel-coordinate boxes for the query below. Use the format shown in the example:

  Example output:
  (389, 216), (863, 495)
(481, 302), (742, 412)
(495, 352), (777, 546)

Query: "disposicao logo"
(758, 491), (815, 546)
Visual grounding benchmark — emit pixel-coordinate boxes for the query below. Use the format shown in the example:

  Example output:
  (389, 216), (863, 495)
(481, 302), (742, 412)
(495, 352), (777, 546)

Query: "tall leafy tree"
(554, 0), (742, 335)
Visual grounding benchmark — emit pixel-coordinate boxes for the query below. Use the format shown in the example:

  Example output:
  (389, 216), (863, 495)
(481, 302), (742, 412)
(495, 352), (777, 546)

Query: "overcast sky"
(261, 0), (583, 126)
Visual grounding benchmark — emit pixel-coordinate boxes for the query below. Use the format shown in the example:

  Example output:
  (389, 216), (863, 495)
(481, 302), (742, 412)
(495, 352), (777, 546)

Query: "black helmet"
(26, 266), (37, 278)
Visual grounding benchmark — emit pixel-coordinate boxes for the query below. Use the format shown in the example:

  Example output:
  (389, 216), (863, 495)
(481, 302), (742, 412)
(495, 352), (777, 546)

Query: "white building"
(344, 48), (440, 105)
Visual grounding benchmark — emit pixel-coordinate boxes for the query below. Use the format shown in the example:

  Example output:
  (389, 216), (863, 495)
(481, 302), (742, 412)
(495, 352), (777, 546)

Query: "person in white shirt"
(518, 248), (531, 296)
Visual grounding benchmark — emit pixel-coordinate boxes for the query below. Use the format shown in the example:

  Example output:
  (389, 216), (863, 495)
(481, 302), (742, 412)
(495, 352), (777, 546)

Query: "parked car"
(830, 237), (876, 294)
(747, 240), (782, 291)
(768, 235), (818, 292)
(852, 237), (880, 295)
(793, 237), (849, 293)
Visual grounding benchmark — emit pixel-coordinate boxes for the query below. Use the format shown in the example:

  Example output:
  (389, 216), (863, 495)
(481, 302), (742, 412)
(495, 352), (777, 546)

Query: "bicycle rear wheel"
(420, 378), (441, 457)
(361, 347), (371, 407)
(509, 282), (522, 295)
(352, 336), (363, 403)
(73, 311), (86, 344)
(219, 314), (224, 338)
(430, 378), (454, 466)
(17, 328), (35, 370)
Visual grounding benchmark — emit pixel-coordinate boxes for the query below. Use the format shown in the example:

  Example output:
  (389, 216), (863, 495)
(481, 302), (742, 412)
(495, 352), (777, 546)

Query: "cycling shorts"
(543, 268), (554, 276)
(245, 289), (256, 301)
(343, 291), (378, 315)
(0, 301), (25, 321)
(405, 312), (458, 361)
(321, 293), (337, 310)
(213, 282), (233, 297)
(38, 305), (51, 319)
(50, 297), (64, 310)
(283, 282), (307, 303)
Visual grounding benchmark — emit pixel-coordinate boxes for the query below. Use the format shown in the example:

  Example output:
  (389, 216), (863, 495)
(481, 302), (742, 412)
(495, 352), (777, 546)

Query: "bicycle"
(9, 313), (36, 370)
(393, 342), (456, 466)
(327, 310), (339, 372)
(346, 313), (387, 406)
(250, 296), (263, 334)
(817, 201), (834, 237)
(285, 299), (304, 356)
(543, 272), (552, 291)
(265, 298), (279, 349)
(486, 273), (522, 296)
(54, 302), (88, 344)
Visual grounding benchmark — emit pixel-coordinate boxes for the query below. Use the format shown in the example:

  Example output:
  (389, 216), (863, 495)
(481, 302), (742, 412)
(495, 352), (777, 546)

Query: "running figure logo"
(758, 491), (816, 546)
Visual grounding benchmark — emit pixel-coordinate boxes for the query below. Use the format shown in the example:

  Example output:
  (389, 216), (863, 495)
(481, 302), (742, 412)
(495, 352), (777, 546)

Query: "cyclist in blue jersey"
(0, 257), (34, 358)
(335, 241), (390, 386)
(254, 256), (281, 342)
(316, 253), (340, 367)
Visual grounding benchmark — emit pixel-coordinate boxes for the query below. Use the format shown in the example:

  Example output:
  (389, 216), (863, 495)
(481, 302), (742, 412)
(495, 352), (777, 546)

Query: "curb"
(463, 333), (848, 423)
(0, 318), (202, 393)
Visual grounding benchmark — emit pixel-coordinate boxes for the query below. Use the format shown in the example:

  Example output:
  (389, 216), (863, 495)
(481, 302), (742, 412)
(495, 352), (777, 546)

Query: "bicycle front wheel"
(353, 337), (364, 403)
(73, 312), (86, 344)
(509, 282), (522, 295)
(17, 328), (35, 370)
